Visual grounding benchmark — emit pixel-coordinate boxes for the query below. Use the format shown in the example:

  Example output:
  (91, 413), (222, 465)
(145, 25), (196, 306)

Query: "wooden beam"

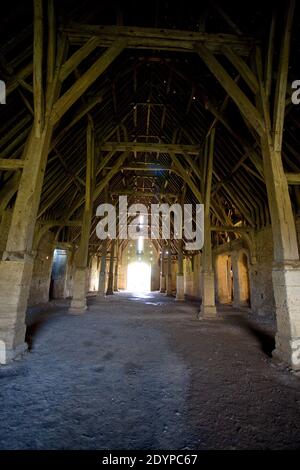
(0, 159), (25, 171)
(59, 36), (100, 82)
(211, 225), (253, 232)
(222, 46), (259, 94)
(169, 152), (203, 203)
(33, 0), (44, 136)
(196, 44), (265, 136)
(286, 173), (300, 185)
(64, 24), (255, 55)
(273, 0), (295, 151)
(100, 142), (200, 154)
(50, 39), (126, 124)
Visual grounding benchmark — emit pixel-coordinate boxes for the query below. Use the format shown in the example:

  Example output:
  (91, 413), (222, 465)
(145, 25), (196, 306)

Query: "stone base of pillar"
(0, 258), (33, 364)
(106, 288), (114, 296)
(0, 341), (28, 365)
(199, 269), (217, 319)
(160, 274), (166, 293)
(272, 262), (300, 370)
(69, 267), (87, 313)
(198, 304), (218, 320)
(176, 274), (185, 301)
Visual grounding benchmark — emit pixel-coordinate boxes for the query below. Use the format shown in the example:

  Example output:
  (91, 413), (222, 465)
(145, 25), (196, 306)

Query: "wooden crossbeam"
(100, 142), (200, 154)
(286, 173), (300, 185)
(0, 159), (25, 170)
(211, 225), (253, 232)
(64, 24), (256, 55)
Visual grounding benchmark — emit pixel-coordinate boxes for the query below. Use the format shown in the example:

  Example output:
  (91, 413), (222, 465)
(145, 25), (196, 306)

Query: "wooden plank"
(50, 39), (126, 124)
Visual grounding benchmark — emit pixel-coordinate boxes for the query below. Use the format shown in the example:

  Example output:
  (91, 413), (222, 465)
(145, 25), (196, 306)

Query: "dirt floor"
(0, 291), (300, 450)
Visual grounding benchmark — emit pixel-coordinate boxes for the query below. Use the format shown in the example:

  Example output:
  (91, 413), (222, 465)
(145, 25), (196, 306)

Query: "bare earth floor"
(0, 291), (300, 450)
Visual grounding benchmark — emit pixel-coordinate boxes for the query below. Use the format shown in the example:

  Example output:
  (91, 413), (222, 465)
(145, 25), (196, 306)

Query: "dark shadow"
(226, 315), (275, 357)
(25, 318), (48, 351)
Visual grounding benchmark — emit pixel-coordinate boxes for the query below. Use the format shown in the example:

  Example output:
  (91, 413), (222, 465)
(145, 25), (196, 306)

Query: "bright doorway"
(127, 261), (151, 292)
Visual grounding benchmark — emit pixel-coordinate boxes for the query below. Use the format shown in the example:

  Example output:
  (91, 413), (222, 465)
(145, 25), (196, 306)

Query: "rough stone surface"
(0, 292), (300, 449)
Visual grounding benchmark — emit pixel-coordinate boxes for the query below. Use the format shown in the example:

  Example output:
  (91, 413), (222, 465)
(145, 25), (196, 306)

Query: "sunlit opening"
(137, 236), (144, 252)
(127, 261), (151, 292)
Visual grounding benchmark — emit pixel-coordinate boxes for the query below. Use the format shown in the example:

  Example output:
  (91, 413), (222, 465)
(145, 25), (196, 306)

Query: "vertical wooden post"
(98, 239), (108, 297)
(0, 1), (62, 363)
(113, 240), (119, 292)
(69, 118), (95, 311)
(160, 245), (166, 293)
(176, 239), (185, 301)
(166, 242), (172, 296)
(199, 129), (217, 319)
(106, 240), (115, 295)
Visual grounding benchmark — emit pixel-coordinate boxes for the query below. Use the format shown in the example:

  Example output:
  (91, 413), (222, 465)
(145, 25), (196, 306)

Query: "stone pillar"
(166, 244), (172, 296)
(160, 247), (166, 293)
(70, 120), (95, 312)
(106, 239), (115, 295)
(97, 239), (107, 297)
(272, 262), (300, 369)
(113, 240), (119, 292)
(176, 240), (185, 301)
(0, 256), (33, 364)
(261, 139), (300, 369)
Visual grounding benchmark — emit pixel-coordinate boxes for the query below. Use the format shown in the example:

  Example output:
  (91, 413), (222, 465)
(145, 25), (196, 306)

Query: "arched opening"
(127, 261), (151, 292)
(238, 252), (251, 307)
(49, 248), (67, 300)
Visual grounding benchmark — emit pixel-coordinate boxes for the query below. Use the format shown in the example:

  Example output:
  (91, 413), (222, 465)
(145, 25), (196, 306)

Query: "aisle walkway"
(0, 292), (300, 449)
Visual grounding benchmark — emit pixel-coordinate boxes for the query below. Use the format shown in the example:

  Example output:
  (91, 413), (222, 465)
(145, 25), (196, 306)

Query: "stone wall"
(184, 253), (201, 300)
(28, 232), (55, 305)
(213, 227), (276, 316)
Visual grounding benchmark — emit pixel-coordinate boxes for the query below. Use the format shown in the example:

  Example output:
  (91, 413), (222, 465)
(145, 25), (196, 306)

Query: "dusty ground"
(0, 291), (300, 450)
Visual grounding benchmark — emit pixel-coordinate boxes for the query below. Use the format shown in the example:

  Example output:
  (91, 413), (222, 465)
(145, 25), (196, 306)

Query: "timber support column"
(176, 240), (185, 301)
(160, 247), (166, 293)
(166, 243), (172, 296)
(98, 240), (107, 297)
(69, 118), (95, 311)
(0, 0), (63, 363)
(113, 240), (119, 292)
(199, 129), (217, 319)
(106, 240), (115, 295)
